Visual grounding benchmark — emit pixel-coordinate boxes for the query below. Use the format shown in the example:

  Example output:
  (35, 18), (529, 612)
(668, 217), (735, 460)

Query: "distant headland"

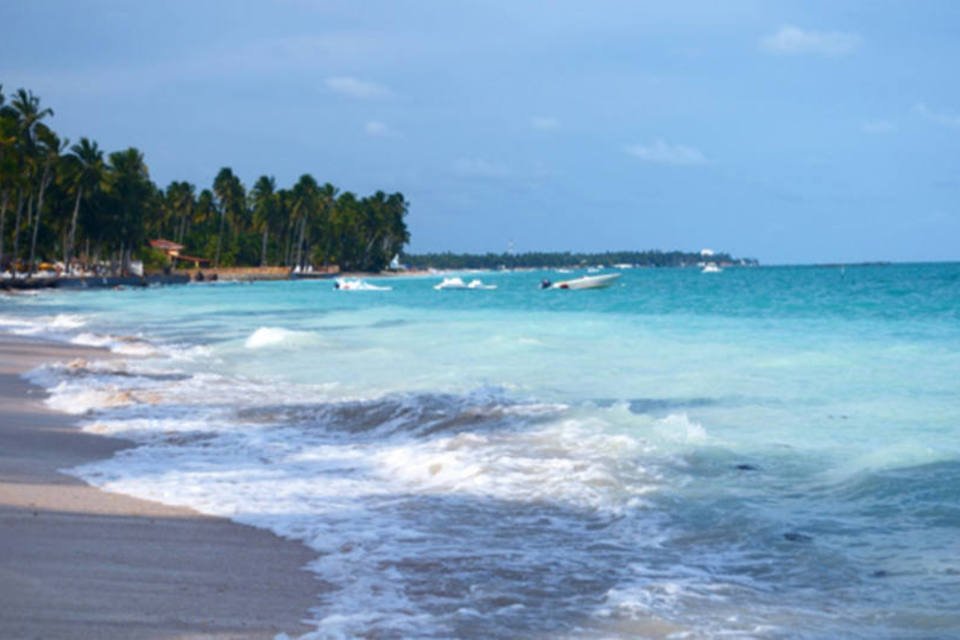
(402, 250), (759, 270)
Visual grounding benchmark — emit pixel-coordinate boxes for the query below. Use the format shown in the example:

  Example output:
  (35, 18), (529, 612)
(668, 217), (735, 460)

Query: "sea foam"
(244, 326), (321, 349)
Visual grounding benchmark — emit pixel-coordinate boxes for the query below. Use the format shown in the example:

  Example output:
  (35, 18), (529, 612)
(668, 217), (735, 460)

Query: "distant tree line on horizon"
(0, 85), (410, 276)
(401, 250), (757, 270)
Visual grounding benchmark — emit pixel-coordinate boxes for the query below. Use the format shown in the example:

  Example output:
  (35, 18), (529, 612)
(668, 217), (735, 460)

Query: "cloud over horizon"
(531, 116), (560, 131)
(625, 140), (707, 166)
(453, 157), (511, 179)
(325, 76), (392, 99)
(364, 120), (398, 137)
(760, 25), (862, 56)
(861, 119), (896, 134)
(914, 102), (960, 129)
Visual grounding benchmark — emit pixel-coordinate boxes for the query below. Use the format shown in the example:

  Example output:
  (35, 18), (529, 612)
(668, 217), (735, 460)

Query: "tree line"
(0, 85), (410, 276)
(402, 250), (755, 270)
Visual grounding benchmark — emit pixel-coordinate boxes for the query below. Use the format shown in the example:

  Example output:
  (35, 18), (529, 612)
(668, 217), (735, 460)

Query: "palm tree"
(27, 126), (66, 275)
(167, 181), (196, 244)
(62, 137), (105, 268)
(316, 182), (339, 265)
(212, 167), (243, 267)
(276, 188), (294, 266)
(290, 174), (319, 270)
(106, 147), (152, 274)
(332, 191), (363, 269)
(8, 89), (53, 274)
(0, 85), (16, 266)
(251, 175), (277, 266)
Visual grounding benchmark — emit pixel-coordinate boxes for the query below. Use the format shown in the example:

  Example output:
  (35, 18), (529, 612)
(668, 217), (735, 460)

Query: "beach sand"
(0, 335), (318, 639)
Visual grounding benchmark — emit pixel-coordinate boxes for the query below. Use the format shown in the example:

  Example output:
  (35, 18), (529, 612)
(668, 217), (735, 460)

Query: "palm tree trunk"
(177, 210), (187, 244)
(65, 186), (82, 267)
(0, 189), (8, 266)
(214, 207), (225, 267)
(29, 165), (54, 276)
(13, 191), (28, 275)
(260, 226), (269, 267)
(283, 222), (292, 267)
(295, 215), (307, 269)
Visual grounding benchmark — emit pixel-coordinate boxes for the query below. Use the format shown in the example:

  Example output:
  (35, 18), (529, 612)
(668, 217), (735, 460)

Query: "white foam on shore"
(0, 311), (170, 359)
(0, 312), (87, 336)
(70, 332), (159, 356)
(31, 351), (678, 637)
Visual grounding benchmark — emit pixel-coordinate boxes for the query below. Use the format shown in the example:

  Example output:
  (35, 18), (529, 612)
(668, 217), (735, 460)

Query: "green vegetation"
(402, 250), (756, 270)
(0, 85), (410, 275)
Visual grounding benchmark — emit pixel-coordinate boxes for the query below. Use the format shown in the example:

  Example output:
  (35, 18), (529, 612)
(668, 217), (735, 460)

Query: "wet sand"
(0, 335), (319, 639)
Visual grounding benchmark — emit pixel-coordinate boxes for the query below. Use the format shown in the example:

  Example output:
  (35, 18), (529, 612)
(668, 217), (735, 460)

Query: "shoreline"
(0, 334), (319, 639)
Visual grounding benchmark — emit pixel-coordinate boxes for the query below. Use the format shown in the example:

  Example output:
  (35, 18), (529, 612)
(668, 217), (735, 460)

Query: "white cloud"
(531, 116), (560, 131)
(453, 157), (510, 179)
(861, 119), (896, 134)
(325, 76), (392, 99)
(625, 140), (707, 166)
(760, 25), (862, 56)
(914, 102), (960, 129)
(364, 120), (398, 137)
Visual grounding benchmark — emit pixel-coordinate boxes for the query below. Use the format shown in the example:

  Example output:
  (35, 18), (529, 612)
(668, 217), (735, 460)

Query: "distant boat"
(701, 263), (722, 274)
(541, 273), (621, 290)
(434, 277), (497, 290)
(334, 278), (392, 291)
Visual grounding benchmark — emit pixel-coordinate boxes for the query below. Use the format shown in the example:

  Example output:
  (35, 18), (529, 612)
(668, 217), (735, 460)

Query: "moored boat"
(541, 272), (621, 290)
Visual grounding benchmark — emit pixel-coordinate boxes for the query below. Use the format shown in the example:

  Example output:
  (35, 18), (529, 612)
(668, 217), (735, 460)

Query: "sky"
(2, 0), (959, 264)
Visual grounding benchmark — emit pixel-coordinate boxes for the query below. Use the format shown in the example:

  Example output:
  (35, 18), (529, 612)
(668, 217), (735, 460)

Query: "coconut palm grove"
(0, 86), (411, 276)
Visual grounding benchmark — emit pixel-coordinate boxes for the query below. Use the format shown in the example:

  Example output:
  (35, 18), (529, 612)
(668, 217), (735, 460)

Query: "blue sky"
(3, 0), (959, 263)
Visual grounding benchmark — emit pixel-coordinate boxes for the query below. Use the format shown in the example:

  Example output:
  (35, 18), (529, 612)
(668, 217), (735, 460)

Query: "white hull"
(547, 273), (621, 290)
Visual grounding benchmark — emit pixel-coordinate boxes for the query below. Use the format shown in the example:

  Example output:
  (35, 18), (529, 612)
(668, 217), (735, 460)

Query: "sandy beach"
(0, 334), (318, 639)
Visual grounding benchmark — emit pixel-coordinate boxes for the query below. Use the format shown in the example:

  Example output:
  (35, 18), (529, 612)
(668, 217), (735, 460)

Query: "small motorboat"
(541, 272), (621, 290)
(701, 263), (722, 274)
(434, 277), (497, 290)
(334, 278), (392, 291)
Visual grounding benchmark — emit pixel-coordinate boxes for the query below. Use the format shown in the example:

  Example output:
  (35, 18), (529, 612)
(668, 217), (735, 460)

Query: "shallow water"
(3, 263), (960, 638)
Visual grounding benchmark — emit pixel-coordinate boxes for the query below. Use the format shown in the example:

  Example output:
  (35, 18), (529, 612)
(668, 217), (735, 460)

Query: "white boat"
(541, 272), (621, 290)
(701, 263), (722, 274)
(334, 278), (392, 291)
(434, 277), (497, 290)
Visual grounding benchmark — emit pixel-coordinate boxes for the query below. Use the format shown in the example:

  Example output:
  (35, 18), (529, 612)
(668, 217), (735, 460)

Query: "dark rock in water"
(735, 463), (759, 471)
(783, 532), (813, 543)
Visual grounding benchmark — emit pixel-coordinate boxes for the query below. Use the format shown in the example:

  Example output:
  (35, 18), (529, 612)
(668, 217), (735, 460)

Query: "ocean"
(2, 263), (959, 639)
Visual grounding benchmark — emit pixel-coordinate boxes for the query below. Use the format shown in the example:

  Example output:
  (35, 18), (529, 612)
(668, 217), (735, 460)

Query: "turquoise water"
(3, 263), (960, 638)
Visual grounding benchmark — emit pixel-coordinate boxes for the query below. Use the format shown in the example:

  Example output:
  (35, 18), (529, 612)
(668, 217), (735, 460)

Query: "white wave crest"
(654, 413), (708, 444)
(70, 332), (158, 356)
(244, 326), (320, 349)
(0, 313), (87, 336)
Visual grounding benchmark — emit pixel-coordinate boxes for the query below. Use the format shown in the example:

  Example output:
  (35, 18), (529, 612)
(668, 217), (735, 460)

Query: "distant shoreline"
(400, 249), (757, 271)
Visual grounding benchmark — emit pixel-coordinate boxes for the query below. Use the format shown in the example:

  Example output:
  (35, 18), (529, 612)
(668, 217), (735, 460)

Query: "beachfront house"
(148, 239), (210, 270)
